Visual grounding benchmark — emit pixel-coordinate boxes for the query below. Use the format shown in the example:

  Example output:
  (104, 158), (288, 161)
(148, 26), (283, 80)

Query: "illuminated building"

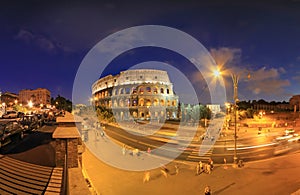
(92, 69), (179, 120)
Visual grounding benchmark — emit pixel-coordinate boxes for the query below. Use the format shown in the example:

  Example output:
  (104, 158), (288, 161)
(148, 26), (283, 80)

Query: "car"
(0, 121), (25, 149)
(20, 114), (42, 131)
(2, 110), (18, 119)
(284, 128), (295, 135)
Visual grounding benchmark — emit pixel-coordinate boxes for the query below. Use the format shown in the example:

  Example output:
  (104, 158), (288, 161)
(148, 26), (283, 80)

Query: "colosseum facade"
(92, 69), (179, 121)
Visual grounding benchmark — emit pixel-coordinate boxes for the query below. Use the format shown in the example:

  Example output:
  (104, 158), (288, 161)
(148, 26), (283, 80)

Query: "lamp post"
(213, 69), (239, 165)
(231, 73), (239, 166)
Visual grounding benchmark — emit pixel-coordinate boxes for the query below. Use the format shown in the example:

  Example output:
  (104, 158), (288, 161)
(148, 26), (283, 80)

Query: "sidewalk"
(82, 140), (300, 195)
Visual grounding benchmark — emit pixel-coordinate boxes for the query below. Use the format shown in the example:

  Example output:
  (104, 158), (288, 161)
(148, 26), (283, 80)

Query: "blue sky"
(1, 0), (300, 104)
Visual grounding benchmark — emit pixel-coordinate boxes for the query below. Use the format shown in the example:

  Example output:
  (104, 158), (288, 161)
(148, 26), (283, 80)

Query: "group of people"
(196, 158), (214, 175)
(143, 164), (179, 183)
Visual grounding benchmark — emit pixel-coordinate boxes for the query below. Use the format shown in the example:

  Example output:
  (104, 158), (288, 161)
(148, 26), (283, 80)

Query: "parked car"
(2, 110), (18, 119)
(0, 121), (25, 149)
(20, 114), (42, 131)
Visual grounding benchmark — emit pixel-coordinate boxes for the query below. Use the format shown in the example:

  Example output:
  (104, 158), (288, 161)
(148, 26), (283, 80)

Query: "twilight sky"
(1, 0), (300, 104)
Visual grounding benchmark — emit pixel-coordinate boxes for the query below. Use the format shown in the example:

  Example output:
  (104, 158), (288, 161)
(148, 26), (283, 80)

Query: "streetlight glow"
(28, 100), (33, 108)
(213, 69), (221, 77)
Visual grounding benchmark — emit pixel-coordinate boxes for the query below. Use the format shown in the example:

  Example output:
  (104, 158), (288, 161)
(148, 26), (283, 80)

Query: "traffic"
(0, 109), (63, 149)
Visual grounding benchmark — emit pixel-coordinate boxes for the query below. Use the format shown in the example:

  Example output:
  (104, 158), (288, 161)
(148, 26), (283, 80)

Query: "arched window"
(132, 99), (137, 106)
(167, 100), (171, 106)
(153, 87), (158, 94)
(153, 99), (159, 106)
(160, 99), (165, 106)
(160, 88), (164, 94)
(139, 87), (144, 95)
(132, 87), (137, 94)
(172, 100), (176, 106)
(119, 99), (124, 107)
(166, 89), (170, 94)
(146, 99), (151, 107)
(113, 100), (118, 107)
(112, 89), (116, 96)
(146, 87), (151, 93)
(139, 98), (144, 106)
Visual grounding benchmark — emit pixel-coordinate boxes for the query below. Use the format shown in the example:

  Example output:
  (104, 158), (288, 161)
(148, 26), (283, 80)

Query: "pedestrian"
(209, 158), (214, 170)
(207, 164), (211, 174)
(147, 147), (151, 154)
(223, 157), (228, 169)
(175, 164), (179, 175)
(196, 163), (200, 175)
(161, 166), (169, 178)
(199, 161), (203, 173)
(143, 171), (150, 183)
(204, 185), (211, 195)
(122, 144), (126, 155)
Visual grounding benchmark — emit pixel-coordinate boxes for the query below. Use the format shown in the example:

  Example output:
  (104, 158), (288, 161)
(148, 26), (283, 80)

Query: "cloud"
(210, 47), (242, 68)
(292, 71), (300, 82)
(207, 47), (291, 101)
(242, 67), (290, 100)
(14, 29), (73, 54)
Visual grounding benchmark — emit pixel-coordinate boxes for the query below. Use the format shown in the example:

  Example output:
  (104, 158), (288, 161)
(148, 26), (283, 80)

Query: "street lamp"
(214, 69), (239, 165)
(231, 74), (239, 166)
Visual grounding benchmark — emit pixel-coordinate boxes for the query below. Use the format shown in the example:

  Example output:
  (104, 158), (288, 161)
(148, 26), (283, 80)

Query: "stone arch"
(160, 88), (164, 94)
(166, 88), (170, 94)
(139, 87), (144, 95)
(167, 100), (171, 106)
(119, 99), (124, 107)
(139, 98), (144, 106)
(146, 99), (151, 107)
(146, 86), (151, 93)
(132, 87), (137, 94)
(172, 100), (177, 106)
(153, 98), (159, 106)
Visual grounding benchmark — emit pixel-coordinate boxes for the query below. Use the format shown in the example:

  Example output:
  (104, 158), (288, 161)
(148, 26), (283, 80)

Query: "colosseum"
(91, 69), (179, 121)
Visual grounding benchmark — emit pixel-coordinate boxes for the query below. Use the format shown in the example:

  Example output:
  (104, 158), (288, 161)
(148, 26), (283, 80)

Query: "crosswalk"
(186, 146), (214, 162)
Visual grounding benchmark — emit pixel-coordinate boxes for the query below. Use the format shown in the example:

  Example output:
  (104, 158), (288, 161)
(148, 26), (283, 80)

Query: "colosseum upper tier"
(92, 69), (179, 121)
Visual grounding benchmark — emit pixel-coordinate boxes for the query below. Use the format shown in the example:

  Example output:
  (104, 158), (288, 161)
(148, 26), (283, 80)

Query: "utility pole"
(231, 74), (239, 166)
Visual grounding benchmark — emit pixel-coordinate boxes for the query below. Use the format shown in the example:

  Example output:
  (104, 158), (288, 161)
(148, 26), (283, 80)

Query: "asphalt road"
(98, 123), (300, 164)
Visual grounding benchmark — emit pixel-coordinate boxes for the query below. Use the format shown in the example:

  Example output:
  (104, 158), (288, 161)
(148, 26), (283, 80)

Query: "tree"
(52, 95), (72, 112)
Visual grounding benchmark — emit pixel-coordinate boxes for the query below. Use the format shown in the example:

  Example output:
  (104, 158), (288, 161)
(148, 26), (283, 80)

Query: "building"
(19, 88), (51, 106)
(92, 69), (179, 121)
(0, 92), (18, 106)
(206, 104), (221, 115)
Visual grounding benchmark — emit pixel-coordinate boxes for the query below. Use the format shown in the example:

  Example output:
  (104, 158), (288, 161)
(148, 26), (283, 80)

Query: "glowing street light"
(28, 100), (33, 108)
(213, 69), (221, 77)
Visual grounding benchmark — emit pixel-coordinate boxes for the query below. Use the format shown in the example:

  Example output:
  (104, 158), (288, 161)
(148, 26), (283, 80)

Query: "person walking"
(223, 157), (228, 169)
(122, 144), (126, 155)
(175, 164), (179, 175)
(147, 147), (151, 155)
(209, 158), (214, 170)
(204, 185), (211, 195)
(196, 163), (200, 175)
(143, 171), (150, 183)
(199, 161), (203, 174)
(161, 166), (169, 178)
